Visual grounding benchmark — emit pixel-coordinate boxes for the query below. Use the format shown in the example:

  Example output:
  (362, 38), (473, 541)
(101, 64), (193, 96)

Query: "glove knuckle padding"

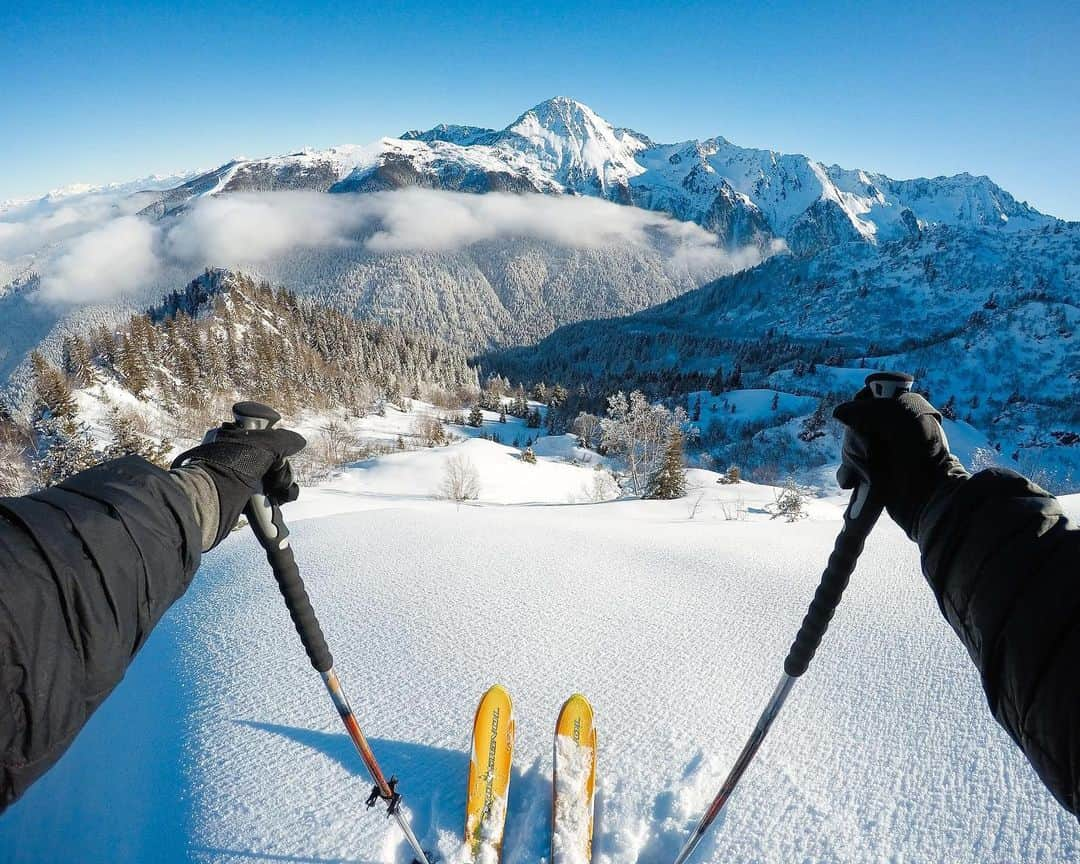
(172, 421), (307, 551)
(834, 390), (964, 536)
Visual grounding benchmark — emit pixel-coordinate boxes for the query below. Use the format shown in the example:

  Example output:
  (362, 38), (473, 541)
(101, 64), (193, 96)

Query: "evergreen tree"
(93, 325), (118, 366)
(545, 406), (558, 434)
(708, 366), (725, 396)
(770, 476), (808, 522)
(117, 330), (150, 398)
(646, 426), (687, 499)
(104, 406), (171, 467)
(798, 400), (828, 442)
(468, 404), (484, 427)
(63, 336), (93, 387)
(30, 352), (75, 419)
(33, 413), (99, 487)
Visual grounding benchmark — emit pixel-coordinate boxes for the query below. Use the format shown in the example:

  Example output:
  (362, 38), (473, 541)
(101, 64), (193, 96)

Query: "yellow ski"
(552, 694), (597, 864)
(465, 685), (516, 862)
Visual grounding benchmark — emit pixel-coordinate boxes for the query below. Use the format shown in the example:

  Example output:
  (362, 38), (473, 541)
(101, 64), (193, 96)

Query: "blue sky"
(3, 0), (1078, 218)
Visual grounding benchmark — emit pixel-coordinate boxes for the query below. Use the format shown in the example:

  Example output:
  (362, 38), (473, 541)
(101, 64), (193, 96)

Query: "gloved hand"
(833, 387), (968, 538)
(172, 421), (306, 550)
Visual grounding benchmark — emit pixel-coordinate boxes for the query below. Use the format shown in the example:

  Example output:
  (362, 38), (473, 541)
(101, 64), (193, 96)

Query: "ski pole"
(672, 371), (913, 864)
(233, 401), (432, 864)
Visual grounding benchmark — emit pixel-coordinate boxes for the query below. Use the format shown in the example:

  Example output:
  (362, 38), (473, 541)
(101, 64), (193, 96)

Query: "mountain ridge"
(121, 97), (1056, 254)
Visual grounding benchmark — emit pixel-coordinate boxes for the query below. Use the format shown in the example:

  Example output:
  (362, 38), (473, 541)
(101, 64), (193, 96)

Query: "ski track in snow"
(1, 443), (1078, 864)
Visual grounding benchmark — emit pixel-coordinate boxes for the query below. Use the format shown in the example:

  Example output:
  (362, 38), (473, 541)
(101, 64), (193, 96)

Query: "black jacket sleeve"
(916, 467), (1079, 817)
(0, 456), (201, 810)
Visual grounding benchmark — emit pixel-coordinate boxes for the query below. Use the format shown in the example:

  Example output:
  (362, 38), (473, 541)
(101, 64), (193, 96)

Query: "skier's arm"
(833, 389), (1079, 818)
(0, 456), (203, 808)
(0, 421), (304, 811)
(916, 468), (1079, 817)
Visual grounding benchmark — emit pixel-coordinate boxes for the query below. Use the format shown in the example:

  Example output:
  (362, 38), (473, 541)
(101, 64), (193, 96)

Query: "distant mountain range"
(1, 97), (1075, 487)
(134, 96), (1057, 255)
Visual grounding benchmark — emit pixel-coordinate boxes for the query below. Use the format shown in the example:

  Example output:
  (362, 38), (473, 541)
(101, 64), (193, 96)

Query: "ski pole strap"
(233, 401), (334, 674)
(783, 496), (884, 677)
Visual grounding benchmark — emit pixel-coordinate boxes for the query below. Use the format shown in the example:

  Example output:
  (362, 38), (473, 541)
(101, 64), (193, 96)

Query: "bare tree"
(601, 390), (690, 495)
(572, 411), (603, 449)
(720, 497), (748, 521)
(439, 453), (480, 501)
(318, 420), (363, 466)
(413, 414), (448, 447)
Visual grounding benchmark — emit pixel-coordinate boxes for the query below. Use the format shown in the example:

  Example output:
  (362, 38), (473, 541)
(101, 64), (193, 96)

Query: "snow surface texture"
(553, 734), (595, 864)
(1, 439), (1077, 863)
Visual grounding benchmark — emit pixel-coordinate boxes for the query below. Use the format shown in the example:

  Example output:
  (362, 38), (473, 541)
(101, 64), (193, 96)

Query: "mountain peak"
(503, 97), (645, 192)
(509, 96), (610, 137)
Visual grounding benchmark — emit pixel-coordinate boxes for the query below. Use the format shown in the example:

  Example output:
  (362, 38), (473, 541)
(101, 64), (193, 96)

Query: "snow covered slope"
(0, 442), (1076, 863)
(489, 221), (1080, 490)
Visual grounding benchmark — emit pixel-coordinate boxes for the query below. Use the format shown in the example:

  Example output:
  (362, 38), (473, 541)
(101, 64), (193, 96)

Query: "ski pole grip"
(783, 498), (883, 677)
(233, 402), (334, 674)
(783, 372), (911, 678)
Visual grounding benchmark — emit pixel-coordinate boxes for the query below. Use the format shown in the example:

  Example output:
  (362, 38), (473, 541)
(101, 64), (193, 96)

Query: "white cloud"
(3, 187), (768, 305)
(38, 216), (161, 304)
(165, 192), (373, 264)
(364, 188), (666, 252)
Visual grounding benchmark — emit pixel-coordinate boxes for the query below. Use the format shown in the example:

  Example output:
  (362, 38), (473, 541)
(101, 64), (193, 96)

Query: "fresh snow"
(552, 734), (596, 864)
(1, 436), (1077, 863)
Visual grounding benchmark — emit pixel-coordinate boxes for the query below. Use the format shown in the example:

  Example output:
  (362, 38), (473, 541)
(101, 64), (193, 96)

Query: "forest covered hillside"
(0, 270), (479, 494)
(485, 222), (1080, 490)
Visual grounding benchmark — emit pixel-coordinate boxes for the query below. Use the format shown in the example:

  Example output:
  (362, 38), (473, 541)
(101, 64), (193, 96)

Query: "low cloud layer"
(1, 188), (775, 304)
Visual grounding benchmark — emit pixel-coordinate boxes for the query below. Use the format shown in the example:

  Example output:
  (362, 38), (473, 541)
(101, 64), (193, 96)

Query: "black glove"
(172, 422), (306, 549)
(833, 388), (968, 538)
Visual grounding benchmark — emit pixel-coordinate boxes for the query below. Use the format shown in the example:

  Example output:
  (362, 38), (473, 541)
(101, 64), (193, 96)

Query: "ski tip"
(555, 693), (595, 742)
(478, 684), (513, 714)
(474, 684), (515, 729)
(559, 693), (593, 715)
(483, 683), (512, 700)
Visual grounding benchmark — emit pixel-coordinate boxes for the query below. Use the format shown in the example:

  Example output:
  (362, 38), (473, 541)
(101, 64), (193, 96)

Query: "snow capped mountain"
(128, 97), (1057, 254)
(499, 96), (649, 195)
(400, 124), (498, 146)
(1, 97), (1073, 484)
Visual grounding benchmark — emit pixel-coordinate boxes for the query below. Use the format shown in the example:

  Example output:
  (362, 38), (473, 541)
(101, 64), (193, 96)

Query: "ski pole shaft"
(672, 371), (913, 864)
(233, 401), (432, 864)
(672, 674), (795, 864)
(672, 498), (881, 864)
